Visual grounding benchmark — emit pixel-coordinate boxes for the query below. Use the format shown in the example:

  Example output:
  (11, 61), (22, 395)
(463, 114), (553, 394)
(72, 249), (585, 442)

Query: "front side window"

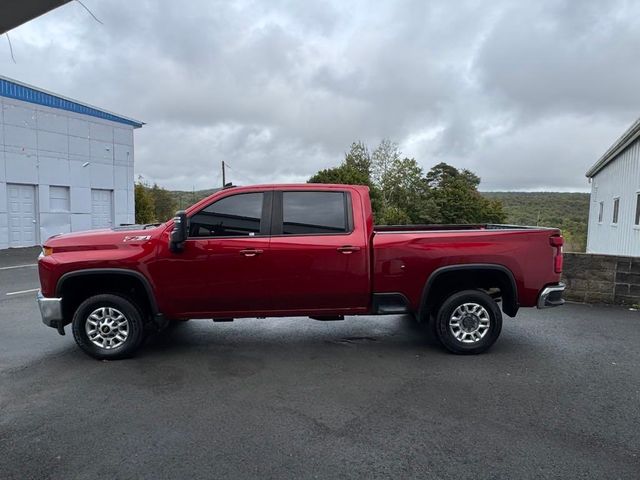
(612, 197), (619, 224)
(282, 191), (348, 235)
(635, 193), (640, 226)
(189, 192), (263, 237)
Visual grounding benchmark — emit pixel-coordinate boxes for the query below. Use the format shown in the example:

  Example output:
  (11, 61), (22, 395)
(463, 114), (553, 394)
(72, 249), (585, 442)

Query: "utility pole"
(221, 160), (226, 187)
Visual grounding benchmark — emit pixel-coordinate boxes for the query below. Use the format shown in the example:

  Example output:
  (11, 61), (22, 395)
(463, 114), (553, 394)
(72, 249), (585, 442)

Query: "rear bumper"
(537, 283), (565, 309)
(37, 290), (63, 328)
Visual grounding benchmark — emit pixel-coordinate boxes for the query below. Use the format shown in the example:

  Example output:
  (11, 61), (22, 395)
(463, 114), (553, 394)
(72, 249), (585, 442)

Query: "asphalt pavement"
(0, 247), (40, 298)
(1, 250), (639, 479)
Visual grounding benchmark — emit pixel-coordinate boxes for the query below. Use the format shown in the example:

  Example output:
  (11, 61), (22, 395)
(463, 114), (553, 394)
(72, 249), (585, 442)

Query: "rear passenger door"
(267, 190), (369, 313)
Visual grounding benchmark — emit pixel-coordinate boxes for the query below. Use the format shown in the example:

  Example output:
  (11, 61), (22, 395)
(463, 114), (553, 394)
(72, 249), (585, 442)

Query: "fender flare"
(420, 263), (519, 318)
(56, 268), (160, 315)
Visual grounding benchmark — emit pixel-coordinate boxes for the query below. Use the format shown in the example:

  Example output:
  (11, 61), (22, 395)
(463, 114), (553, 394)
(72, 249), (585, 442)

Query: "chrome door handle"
(240, 249), (264, 257)
(337, 245), (361, 254)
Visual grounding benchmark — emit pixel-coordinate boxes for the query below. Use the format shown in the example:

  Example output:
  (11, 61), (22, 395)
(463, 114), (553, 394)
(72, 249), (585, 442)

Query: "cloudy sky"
(3, 0), (639, 191)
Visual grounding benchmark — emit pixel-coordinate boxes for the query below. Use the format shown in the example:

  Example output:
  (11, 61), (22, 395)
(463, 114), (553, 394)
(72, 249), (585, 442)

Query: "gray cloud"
(3, 0), (638, 191)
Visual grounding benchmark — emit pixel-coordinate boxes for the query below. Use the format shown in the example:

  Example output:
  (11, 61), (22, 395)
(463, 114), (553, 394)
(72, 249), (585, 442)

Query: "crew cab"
(37, 184), (565, 359)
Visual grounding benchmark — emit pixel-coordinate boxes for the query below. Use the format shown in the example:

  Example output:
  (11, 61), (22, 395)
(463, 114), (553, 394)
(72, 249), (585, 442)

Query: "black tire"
(435, 290), (502, 354)
(72, 294), (145, 360)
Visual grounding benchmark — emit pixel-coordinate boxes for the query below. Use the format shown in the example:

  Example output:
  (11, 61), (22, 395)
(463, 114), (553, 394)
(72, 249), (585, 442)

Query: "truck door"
(160, 191), (273, 316)
(267, 190), (369, 313)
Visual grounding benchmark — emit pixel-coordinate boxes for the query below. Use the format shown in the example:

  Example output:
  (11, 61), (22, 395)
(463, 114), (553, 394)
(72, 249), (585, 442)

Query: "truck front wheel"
(71, 294), (145, 360)
(435, 290), (502, 354)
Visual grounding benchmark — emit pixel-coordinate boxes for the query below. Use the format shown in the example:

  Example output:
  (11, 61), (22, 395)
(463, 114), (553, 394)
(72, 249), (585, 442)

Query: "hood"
(43, 224), (164, 252)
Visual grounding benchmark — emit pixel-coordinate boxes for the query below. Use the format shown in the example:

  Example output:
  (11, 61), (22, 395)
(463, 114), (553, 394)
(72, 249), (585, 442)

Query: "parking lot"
(1, 250), (639, 480)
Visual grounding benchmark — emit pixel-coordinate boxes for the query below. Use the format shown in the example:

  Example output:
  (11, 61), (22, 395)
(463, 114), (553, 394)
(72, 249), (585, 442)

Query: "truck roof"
(226, 183), (369, 190)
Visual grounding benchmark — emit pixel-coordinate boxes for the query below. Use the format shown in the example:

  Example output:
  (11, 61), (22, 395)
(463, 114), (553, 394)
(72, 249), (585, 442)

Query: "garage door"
(7, 184), (37, 248)
(91, 189), (113, 229)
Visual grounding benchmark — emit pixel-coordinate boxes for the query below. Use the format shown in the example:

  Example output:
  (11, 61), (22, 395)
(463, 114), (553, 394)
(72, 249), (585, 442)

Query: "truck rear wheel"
(435, 290), (502, 354)
(71, 294), (145, 360)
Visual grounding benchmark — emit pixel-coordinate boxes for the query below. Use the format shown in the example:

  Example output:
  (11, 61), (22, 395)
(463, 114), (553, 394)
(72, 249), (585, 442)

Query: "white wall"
(0, 96), (136, 249)
(587, 138), (640, 256)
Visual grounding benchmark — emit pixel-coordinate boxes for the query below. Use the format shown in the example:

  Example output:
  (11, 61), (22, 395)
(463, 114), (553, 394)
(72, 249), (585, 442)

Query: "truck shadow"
(141, 314), (457, 358)
(140, 313), (534, 360)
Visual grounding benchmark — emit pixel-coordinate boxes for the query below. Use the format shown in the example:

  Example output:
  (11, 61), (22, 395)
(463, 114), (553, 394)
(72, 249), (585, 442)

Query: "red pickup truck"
(37, 184), (565, 359)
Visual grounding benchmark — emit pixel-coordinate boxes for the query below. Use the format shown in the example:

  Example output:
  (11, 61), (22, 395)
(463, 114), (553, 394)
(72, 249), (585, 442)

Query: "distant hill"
(168, 188), (590, 252)
(482, 192), (589, 252)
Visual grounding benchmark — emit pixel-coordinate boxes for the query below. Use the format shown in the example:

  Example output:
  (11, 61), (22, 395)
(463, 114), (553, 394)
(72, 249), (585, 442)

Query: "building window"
(598, 202), (604, 223)
(49, 186), (70, 212)
(612, 197), (620, 224)
(635, 193), (640, 226)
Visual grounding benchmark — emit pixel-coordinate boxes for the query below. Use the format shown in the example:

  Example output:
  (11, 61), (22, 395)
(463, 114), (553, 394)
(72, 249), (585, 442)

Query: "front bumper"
(537, 283), (565, 309)
(37, 290), (64, 332)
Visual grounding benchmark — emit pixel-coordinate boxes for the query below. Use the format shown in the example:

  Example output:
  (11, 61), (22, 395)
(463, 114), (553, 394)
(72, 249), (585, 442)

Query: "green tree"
(134, 181), (156, 224)
(377, 205), (411, 225)
(343, 141), (371, 178)
(309, 141), (385, 216)
(425, 163), (505, 224)
(309, 142), (372, 186)
(150, 183), (177, 223)
(382, 157), (439, 224)
(371, 139), (401, 212)
(309, 141), (505, 226)
(425, 162), (480, 190)
(308, 163), (370, 186)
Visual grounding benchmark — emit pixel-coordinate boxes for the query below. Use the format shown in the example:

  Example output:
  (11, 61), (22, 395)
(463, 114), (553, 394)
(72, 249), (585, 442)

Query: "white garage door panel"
(7, 184), (37, 247)
(91, 189), (113, 229)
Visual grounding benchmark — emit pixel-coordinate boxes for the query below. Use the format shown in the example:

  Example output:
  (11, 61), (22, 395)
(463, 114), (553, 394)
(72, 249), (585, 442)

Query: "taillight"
(550, 235), (564, 273)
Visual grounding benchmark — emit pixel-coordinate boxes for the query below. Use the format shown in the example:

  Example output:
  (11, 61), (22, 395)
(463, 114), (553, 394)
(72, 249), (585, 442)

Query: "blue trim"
(0, 78), (143, 128)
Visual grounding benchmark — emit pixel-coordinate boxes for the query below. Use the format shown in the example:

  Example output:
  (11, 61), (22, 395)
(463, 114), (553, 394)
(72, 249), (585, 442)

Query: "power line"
(5, 33), (15, 63)
(75, 0), (104, 24)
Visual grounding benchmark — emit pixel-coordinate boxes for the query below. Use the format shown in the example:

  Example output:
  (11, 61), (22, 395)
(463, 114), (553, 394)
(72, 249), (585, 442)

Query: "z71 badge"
(123, 235), (151, 242)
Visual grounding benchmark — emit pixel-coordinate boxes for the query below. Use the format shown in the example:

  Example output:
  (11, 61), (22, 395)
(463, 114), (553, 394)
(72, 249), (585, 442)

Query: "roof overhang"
(586, 117), (640, 178)
(0, 0), (72, 34)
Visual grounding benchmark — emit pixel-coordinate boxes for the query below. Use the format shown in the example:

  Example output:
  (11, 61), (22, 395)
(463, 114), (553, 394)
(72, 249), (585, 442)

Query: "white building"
(586, 118), (640, 256)
(0, 75), (143, 249)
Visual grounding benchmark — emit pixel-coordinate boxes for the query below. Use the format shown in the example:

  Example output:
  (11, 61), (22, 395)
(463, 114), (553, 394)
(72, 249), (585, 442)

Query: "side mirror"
(169, 210), (188, 253)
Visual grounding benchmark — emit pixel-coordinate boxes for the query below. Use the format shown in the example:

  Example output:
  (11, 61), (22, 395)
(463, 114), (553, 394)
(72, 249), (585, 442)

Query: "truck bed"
(372, 224), (562, 312)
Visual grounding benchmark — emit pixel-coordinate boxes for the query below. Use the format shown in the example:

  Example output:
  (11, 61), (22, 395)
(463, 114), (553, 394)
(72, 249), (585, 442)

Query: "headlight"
(42, 246), (54, 256)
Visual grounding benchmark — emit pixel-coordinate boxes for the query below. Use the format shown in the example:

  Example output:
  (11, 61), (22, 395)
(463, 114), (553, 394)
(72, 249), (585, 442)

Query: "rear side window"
(635, 193), (640, 226)
(612, 197), (619, 224)
(189, 193), (263, 237)
(282, 191), (348, 235)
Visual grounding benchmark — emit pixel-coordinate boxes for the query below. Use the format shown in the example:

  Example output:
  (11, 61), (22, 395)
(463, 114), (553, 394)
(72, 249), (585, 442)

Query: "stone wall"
(562, 253), (640, 306)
